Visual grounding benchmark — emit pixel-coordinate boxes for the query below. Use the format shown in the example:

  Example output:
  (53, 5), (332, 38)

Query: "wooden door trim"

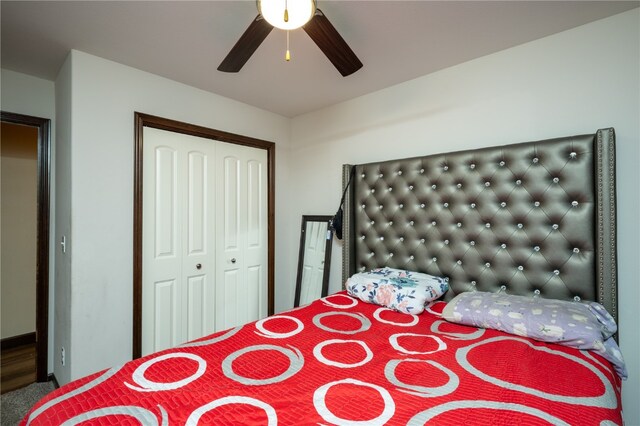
(133, 112), (276, 359)
(1, 111), (51, 382)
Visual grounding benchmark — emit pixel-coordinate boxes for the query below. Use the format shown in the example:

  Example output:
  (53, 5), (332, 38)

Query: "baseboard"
(47, 373), (60, 389)
(1, 332), (36, 350)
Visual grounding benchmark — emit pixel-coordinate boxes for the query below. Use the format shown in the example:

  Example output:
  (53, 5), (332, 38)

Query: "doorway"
(0, 111), (51, 390)
(132, 113), (275, 359)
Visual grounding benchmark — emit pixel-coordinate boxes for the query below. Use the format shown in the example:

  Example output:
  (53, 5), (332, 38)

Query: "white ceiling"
(2, 1), (638, 117)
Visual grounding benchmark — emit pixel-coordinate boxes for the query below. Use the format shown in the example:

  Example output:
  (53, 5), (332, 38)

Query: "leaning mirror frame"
(294, 215), (333, 307)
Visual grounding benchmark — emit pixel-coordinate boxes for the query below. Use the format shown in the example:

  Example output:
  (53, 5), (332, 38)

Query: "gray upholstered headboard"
(342, 128), (617, 323)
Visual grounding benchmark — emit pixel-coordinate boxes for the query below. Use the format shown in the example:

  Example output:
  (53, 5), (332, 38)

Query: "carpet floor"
(1, 381), (55, 425)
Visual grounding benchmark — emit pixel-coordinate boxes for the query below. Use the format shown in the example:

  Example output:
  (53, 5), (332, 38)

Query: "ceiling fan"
(218, 0), (362, 77)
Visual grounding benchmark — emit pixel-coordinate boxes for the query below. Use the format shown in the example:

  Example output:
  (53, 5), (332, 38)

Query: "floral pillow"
(442, 291), (627, 379)
(346, 267), (448, 315)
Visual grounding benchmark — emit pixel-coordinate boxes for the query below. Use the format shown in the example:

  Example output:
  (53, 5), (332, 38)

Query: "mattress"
(23, 292), (622, 425)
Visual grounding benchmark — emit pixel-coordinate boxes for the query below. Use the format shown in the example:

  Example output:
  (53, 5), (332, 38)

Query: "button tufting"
(371, 188), (375, 193)
(432, 221), (437, 226)
(388, 187), (393, 192)
(421, 203), (425, 208)
(398, 170), (402, 175)
(485, 181), (491, 187)
(571, 201), (579, 207)
(485, 223), (491, 228)
(515, 179), (522, 185)
(471, 280), (477, 286)
(499, 160), (505, 166)
(431, 184), (437, 190)
(361, 266), (366, 271)
(379, 205), (383, 210)
(553, 177), (559, 183)
(399, 237), (404, 241)
(470, 241), (476, 246)
(518, 265), (524, 271)
(533, 246), (540, 252)
(532, 157), (539, 163)
(500, 202), (507, 208)
(360, 235), (365, 240)
(444, 239), (449, 245)
(420, 238), (425, 243)
(517, 223), (523, 229)
(409, 255), (414, 260)
(534, 201), (540, 207)
(470, 164), (476, 169)
(379, 173), (384, 178)
(361, 204), (366, 208)
(409, 185), (414, 190)
(399, 204), (404, 208)
(570, 152), (577, 159)
(553, 269), (560, 276)
(361, 174), (365, 178)
(389, 253), (394, 257)
(501, 243), (507, 249)
(420, 168), (425, 173)
(380, 236), (384, 241)
(370, 220), (375, 225)
(389, 221), (394, 226)
(432, 257), (437, 262)
(409, 221), (414, 226)
(443, 202), (449, 208)
(457, 222), (462, 228)
(534, 289), (541, 295)
(485, 262), (491, 268)
(444, 277), (450, 283)
(552, 224), (559, 230)
(573, 295), (581, 301)
(470, 203), (476, 209)
(457, 183), (462, 189)
(443, 165), (449, 171)
(573, 248), (580, 254)
(369, 252), (374, 256)
(457, 260), (462, 265)
(500, 285), (506, 290)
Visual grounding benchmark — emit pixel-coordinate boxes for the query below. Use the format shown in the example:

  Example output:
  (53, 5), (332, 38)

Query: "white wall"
(1, 124), (37, 339)
(1, 69), (56, 375)
(290, 9), (639, 424)
(59, 50), (292, 382)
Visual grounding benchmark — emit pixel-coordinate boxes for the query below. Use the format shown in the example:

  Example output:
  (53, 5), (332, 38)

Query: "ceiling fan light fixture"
(258, 0), (316, 30)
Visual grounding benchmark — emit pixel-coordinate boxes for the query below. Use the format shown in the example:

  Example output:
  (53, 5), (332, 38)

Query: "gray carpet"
(1, 381), (56, 425)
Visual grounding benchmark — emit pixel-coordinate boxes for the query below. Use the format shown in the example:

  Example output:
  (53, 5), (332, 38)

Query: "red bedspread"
(23, 292), (622, 425)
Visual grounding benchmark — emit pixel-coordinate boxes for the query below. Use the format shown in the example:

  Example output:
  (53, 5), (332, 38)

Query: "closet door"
(142, 128), (216, 356)
(215, 142), (268, 329)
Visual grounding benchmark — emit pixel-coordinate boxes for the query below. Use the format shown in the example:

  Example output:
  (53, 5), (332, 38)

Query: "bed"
(23, 128), (623, 425)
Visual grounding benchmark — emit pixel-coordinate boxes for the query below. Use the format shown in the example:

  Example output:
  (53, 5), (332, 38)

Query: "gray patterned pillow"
(442, 291), (627, 379)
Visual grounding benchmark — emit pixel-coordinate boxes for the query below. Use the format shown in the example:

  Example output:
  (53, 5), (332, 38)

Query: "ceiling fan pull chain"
(284, 0), (289, 22)
(285, 30), (291, 61)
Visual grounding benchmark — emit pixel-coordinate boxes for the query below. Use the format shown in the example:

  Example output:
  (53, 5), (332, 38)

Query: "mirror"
(294, 215), (333, 307)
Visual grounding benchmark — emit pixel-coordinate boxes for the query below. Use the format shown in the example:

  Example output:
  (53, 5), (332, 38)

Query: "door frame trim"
(1, 111), (51, 382)
(132, 112), (276, 359)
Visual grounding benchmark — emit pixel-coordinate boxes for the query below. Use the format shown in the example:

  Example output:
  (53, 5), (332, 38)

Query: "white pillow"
(346, 267), (448, 314)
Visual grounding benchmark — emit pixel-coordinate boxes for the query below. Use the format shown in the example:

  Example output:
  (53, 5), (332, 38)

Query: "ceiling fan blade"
(218, 15), (273, 73)
(303, 9), (362, 77)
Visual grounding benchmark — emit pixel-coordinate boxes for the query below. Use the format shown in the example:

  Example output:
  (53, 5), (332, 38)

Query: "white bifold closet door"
(142, 127), (267, 356)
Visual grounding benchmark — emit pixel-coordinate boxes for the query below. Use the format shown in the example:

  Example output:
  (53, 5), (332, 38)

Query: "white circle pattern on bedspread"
(389, 333), (447, 355)
(455, 336), (618, 408)
(373, 307), (418, 327)
(321, 294), (359, 309)
(312, 312), (371, 334)
(255, 315), (304, 339)
(313, 339), (373, 368)
(222, 344), (304, 386)
(384, 359), (459, 398)
(60, 404), (168, 426)
(313, 378), (395, 426)
(186, 396), (277, 426)
(125, 353), (207, 392)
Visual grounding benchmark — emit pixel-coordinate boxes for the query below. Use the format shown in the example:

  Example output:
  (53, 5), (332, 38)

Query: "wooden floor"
(1, 343), (36, 394)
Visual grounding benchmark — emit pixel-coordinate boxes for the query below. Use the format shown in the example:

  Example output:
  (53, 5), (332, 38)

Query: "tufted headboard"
(341, 128), (618, 323)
